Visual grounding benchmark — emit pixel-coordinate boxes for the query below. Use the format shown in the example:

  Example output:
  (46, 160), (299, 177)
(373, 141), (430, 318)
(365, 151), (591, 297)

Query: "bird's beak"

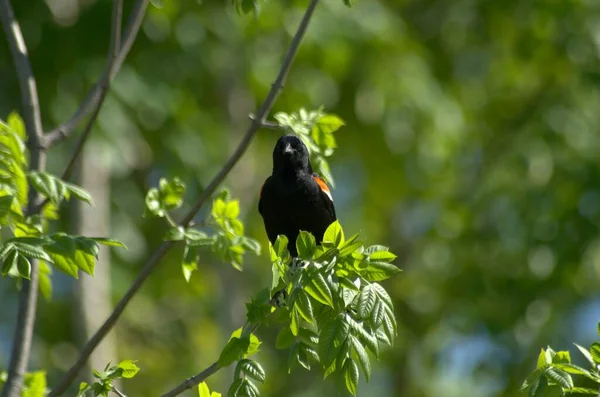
(284, 143), (293, 154)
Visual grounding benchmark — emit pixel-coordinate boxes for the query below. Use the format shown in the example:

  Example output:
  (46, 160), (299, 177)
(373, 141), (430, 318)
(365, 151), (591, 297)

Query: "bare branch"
(48, 0), (321, 394)
(45, 0), (148, 146)
(59, 0), (123, 181)
(0, 0), (45, 396)
(160, 363), (218, 397)
(32, 0), (124, 214)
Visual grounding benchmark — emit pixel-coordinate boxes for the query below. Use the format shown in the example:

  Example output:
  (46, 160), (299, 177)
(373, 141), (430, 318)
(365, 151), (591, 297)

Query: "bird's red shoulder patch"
(313, 175), (333, 202)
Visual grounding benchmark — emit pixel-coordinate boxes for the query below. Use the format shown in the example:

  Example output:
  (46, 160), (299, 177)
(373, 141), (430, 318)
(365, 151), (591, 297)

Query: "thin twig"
(248, 114), (282, 130)
(48, 0), (321, 394)
(32, 0), (124, 213)
(0, 0), (45, 396)
(60, 0), (122, 182)
(161, 323), (259, 397)
(160, 363), (218, 397)
(112, 386), (127, 397)
(45, 0), (148, 146)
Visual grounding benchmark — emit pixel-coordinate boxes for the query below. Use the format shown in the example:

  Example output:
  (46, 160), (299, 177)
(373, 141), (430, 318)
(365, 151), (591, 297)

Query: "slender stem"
(48, 0), (321, 394)
(33, 0), (125, 213)
(0, 0), (45, 396)
(160, 363), (218, 397)
(62, 0), (122, 180)
(112, 386), (127, 397)
(45, 0), (148, 146)
(161, 323), (259, 397)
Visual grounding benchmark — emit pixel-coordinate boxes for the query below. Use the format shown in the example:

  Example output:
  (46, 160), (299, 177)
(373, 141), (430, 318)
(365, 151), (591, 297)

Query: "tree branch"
(0, 0), (45, 396)
(32, 0), (124, 214)
(161, 323), (259, 397)
(48, 0), (321, 394)
(160, 363), (218, 397)
(58, 0), (122, 182)
(44, 0), (148, 146)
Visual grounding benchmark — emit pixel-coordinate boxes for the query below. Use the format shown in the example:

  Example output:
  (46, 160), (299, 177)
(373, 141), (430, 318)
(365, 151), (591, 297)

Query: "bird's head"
(272, 134), (312, 175)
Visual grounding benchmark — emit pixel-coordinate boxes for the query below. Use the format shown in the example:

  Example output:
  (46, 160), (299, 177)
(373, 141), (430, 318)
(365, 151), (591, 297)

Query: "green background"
(2, 0), (600, 396)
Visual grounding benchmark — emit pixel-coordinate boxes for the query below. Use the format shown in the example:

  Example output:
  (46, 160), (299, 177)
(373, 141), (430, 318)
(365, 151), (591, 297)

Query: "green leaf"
(198, 382), (211, 397)
(364, 245), (389, 254)
(553, 351), (570, 364)
(371, 283), (393, 310)
(16, 254), (31, 279)
(338, 235), (363, 257)
(182, 245), (199, 282)
(144, 188), (163, 217)
(23, 371), (46, 397)
(554, 363), (599, 381)
(295, 290), (314, 324)
(12, 241), (52, 262)
(272, 235), (289, 260)
(38, 260), (53, 300)
(370, 300), (384, 328)
(323, 221), (344, 247)
(218, 337), (250, 368)
(567, 387), (600, 395)
(7, 111), (25, 140)
(590, 343), (600, 364)
(28, 171), (63, 204)
(65, 183), (94, 205)
(236, 359), (265, 383)
(318, 315), (349, 368)
(159, 177), (186, 210)
(350, 335), (371, 382)
(212, 198), (226, 219)
(296, 231), (316, 260)
(165, 226), (185, 241)
(44, 234), (102, 278)
(297, 344), (311, 371)
(241, 238), (261, 256)
(290, 307), (300, 336)
(1, 250), (18, 276)
(44, 234), (78, 278)
(545, 367), (573, 389)
(304, 273), (334, 307)
(117, 360), (140, 378)
(368, 250), (397, 262)
(362, 261), (401, 282)
(343, 359), (359, 396)
(574, 344), (595, 368)
(227, 378), (243, 397)
(90, 238), (127, 249)
(537, 349), (547, 369)
(316, 114), (345, 134)
(224, 200), (240, 219)
(275, 327), (295, 350)
(77, 382), (90, 397)
(358, 285), (376, 319)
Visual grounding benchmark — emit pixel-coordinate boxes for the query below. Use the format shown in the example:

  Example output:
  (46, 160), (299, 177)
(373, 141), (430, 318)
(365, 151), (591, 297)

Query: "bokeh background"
(2, 0), (600, 396)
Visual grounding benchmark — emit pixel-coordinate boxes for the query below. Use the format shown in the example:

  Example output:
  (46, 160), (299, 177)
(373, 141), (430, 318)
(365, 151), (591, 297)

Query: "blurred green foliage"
(2, 0), (600, 396)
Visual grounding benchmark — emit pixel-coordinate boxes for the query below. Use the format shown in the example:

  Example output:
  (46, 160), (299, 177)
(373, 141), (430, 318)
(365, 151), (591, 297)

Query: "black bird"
(259, 134), (336, 257)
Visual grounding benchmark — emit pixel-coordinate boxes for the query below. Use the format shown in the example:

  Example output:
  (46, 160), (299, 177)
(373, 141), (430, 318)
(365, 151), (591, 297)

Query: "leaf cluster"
(223, 221), (400, 396)
(521, 323), (600, 396)
(0, 113), (126, 299)
(77, 360), (140, 397)
(145, 181), (261, 281)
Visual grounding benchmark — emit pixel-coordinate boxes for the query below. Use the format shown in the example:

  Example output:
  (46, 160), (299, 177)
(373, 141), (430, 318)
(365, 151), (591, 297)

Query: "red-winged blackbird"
(259, 134), (336, 257)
